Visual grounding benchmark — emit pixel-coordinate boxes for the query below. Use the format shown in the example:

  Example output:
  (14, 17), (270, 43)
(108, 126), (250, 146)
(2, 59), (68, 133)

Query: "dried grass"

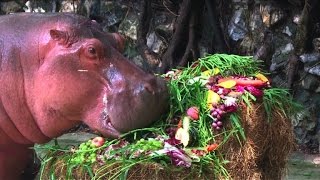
(222, 102), (295, 180)
(43, 160), (215, 180)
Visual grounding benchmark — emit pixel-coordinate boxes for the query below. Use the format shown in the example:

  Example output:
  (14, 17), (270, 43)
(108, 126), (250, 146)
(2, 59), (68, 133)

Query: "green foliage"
(263, 88), (302, 122)
(198, 54), (264, 76)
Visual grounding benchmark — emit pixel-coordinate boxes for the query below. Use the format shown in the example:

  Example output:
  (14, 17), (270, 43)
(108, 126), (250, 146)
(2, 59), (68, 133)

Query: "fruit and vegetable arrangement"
(37, 54), (300, 179)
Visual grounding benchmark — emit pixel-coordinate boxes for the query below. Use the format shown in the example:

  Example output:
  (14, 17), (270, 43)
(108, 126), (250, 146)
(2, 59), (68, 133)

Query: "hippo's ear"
(49, 29), (72, 47)
(111, 33), (125, 53)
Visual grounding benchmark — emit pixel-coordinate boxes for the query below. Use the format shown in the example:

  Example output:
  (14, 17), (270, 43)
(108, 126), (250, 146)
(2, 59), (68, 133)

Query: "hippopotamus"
(0, 13), (168, 179)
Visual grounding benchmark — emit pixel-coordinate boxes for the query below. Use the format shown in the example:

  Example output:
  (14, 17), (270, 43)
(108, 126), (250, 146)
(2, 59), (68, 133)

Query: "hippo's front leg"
(0, 129), (34, 180)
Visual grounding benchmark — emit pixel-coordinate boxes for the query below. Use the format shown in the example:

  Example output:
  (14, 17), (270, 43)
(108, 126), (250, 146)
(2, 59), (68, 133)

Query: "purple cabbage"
(245, 85), (264, 97)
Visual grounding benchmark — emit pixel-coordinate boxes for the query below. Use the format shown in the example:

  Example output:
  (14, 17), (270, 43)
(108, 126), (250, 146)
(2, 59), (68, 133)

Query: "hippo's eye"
(88, 47), (96, 55)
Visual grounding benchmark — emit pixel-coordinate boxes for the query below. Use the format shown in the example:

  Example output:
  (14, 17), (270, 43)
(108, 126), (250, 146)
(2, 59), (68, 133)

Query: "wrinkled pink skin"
(0, 13), (168, 179)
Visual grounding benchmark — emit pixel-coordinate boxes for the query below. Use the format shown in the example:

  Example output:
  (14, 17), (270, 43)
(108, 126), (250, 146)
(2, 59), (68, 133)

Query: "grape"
(134, 138), (163, 151)
(212, 122), (218, 128)
(90, 153), (96, 158)
(216, 109), (222, 115)
(211, 111), (218, 117)
(90, 143), (96, 148)
(217, 121), (222, 126)
(219, 104), (225, 110)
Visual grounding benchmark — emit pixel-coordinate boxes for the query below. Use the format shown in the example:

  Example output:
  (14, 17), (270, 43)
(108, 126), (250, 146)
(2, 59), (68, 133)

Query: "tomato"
(206, 143), (219, 152)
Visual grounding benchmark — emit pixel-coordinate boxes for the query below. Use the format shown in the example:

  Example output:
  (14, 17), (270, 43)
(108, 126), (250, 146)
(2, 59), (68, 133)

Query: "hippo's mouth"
(99, 110), (121, 138)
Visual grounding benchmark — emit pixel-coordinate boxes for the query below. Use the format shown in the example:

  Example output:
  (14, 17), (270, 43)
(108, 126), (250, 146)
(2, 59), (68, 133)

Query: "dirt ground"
(286, 152), (320, 180)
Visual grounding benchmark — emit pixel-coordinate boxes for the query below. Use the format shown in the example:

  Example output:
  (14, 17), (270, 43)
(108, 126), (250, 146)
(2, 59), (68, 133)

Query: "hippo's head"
(28, 15), (168, 139)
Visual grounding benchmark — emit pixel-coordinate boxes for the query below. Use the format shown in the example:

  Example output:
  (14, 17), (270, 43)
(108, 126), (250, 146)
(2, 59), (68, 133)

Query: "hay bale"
(222, 103), (295, 179)
(40, 102), (294, 180)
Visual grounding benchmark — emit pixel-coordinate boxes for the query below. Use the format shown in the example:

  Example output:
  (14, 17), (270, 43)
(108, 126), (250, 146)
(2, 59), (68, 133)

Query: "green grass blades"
(263, 88), (302, 122)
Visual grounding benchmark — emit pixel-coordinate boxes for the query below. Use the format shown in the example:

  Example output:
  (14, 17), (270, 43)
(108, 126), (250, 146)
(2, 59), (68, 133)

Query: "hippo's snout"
(105, 75), (169, 134)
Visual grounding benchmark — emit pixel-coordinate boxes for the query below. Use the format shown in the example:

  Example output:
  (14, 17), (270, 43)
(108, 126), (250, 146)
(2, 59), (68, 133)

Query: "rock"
(155, 24), (173, 45)
(118, 11), (139, 40)
(59, 0), (78, 13)
(79, 0), (101, 18)
(293, 13), (302, 25)
(1, 1), (23, 14)
(101, 9), (123, 29)
(270, 73), (288, 88)
(282, 26), (293, 36)
(294, 88), (312, 104)
(153, 12), (169, 26)
(34, 132), (97, 159)
(300, 53), (320, 63)
(239, 35), (254, 54)
(294, 127), (308, 144)
(24, 0), (57, 13)
(123, 40), (138, 58)
(249, 5), (264, 32)
(98, 1), (127, 32)
(292, 89), (320, 148)
(313, 38), (320, 52)
(147, 32), (164, 54)
(232, 0), (247, 3)
(131, 53), (162, 71)
(228, 8), (248, 41)
(260, 3), (286, 28)
(305, 65), (320, 76)
(131, 55), (145, 69)
(302, 74), (320, 91)
(153, 11), (174, 45)
(199, 45), (209, 59)
(292, 109), (309, 127)
(306, 121), (317, 131)
(130, 54), (153, 72)
(270, 43), (294, 72)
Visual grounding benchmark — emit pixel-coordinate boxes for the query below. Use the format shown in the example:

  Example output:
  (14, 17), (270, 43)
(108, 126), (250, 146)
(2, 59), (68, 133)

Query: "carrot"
(218, 78), (266, 87)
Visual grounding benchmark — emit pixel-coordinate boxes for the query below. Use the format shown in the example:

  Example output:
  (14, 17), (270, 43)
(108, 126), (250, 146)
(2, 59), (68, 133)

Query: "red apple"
(187, 106), (199, 120)
(91, 137), (105, 147)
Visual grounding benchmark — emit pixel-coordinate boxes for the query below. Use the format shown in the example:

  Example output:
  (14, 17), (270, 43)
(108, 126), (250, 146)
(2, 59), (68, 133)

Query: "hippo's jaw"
(97, 93), (121, 138)
(82, 90), (121, 138)
(98, 112), (121, 138)
(84, 75), (168, 139)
